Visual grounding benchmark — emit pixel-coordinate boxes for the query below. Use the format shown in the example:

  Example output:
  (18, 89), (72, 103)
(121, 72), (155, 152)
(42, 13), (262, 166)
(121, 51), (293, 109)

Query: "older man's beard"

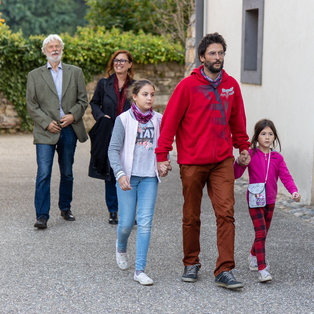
(204, 60), (224, 73)
(47, 50), (62, 64)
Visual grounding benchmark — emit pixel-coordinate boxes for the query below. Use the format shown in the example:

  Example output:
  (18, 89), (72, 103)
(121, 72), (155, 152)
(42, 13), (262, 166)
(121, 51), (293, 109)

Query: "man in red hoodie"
(155, 33), (250, 289)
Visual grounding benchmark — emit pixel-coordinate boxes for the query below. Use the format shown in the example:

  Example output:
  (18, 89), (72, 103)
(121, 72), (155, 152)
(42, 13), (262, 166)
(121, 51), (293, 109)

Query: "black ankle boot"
(109, 212), (118, 224)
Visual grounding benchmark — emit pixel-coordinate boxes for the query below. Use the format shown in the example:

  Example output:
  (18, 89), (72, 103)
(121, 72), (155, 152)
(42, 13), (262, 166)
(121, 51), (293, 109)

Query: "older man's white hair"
(42, 34), (64, 54)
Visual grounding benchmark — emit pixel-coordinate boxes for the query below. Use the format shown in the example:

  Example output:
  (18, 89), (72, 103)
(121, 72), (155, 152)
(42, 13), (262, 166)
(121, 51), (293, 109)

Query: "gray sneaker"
(215, 271), (244, 289)
(182, 264), (201, 282)
(248, 254), (270, 271)
(258, 269), (272, 282)
(248, 254), (258, 271)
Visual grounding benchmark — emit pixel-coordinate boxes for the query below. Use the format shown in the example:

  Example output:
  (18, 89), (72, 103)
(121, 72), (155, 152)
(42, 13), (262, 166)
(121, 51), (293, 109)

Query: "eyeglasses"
(208, 51), (225, 57)
(113, 58), (129, 64)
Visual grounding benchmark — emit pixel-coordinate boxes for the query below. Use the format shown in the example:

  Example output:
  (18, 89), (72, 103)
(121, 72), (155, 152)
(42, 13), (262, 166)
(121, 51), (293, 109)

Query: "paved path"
(0, 134), (313, 314)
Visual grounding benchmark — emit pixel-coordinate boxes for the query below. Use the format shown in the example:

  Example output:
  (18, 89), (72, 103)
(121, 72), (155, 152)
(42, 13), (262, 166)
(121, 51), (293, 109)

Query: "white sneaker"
(248, 254), (258, 271)
(248, 254), (270, 271)
(133, 272), (154, 286)
(258, 268), (272, 282)
(116, 241), (128, 270)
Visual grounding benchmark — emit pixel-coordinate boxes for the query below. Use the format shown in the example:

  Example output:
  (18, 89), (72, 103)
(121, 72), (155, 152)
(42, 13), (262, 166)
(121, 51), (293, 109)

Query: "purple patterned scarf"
(131, 103), (153, 124)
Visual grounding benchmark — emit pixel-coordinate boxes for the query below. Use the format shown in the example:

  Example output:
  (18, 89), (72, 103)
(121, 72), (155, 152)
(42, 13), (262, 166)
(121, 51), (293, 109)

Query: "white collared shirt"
(47, 62), (65, 118)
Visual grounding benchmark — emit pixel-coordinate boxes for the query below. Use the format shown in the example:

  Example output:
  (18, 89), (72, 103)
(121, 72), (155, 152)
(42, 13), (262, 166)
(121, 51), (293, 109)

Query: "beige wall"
(205, 0), (314, 204)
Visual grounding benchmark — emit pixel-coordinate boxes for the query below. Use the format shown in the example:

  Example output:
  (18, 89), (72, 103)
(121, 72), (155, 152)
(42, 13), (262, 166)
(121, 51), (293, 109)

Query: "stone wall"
(185, 12), (197, 77)
(0, 92), (21, 134)
(84, 62), (184, 131)
(0, 62), (184, 133)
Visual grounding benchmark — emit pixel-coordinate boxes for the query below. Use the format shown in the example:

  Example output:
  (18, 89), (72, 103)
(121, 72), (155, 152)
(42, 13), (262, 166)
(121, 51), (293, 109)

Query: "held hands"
(157, 160), (172, 177)
(47, 120), (61, 133)
(118, 176), (132, 191)
(237, 150), (251, 166)
(292, 192), (301, 202)
(119, 160), (172, 190)
(47, 114), (74, 133)
(60, 114), (74, 128)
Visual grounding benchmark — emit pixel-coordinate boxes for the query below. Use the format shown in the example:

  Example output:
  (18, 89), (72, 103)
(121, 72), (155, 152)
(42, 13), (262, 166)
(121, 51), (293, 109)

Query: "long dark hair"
(105, 50), (134, 80)
(251, 119), (281, 152)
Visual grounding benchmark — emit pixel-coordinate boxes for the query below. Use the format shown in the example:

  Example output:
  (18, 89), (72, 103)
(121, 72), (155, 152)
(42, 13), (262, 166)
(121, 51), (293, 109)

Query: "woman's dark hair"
(105, 49), (134, 80)
(128, 79), (155, 100)
(251, 119), (281, 152)
(197, 32), (227, 61)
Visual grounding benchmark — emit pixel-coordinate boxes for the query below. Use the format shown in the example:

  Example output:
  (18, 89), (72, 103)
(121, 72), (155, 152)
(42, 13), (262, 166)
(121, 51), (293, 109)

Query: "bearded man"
(156, 33), (251, 289)
(26, 34), (88, 229)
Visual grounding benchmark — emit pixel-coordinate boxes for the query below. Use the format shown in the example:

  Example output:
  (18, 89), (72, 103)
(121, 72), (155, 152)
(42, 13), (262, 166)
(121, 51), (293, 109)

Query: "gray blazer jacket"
(26, 63), (88, 144)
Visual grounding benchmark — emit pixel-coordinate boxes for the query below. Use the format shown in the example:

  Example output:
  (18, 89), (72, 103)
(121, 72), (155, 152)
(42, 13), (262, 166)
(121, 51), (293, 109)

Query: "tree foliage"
(85, 0), (157, 33)
(85, 0), (194, 44)
(0, 0), (87, 37)
(0, 0), (4, 24)
(151, 0), (195, 45)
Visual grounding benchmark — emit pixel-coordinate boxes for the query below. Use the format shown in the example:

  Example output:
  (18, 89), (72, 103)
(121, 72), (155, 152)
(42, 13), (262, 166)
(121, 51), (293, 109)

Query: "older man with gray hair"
(26, 34), (88, 229)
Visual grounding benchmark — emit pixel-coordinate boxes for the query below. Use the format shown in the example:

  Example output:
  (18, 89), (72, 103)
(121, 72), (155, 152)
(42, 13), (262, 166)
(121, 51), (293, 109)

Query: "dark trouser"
(249, 204), (275, 270)
(180, 157), (235, 277)
(34, 126), (77, 220)
(105, 178), (118, 213)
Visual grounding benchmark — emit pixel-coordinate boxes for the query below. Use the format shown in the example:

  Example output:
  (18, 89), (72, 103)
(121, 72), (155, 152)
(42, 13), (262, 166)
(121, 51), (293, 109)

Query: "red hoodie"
(155, 66), (250, 164)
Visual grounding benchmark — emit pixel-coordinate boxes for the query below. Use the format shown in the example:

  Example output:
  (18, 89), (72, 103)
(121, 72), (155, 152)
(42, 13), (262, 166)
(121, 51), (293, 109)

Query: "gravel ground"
(0, 134), (313, 314)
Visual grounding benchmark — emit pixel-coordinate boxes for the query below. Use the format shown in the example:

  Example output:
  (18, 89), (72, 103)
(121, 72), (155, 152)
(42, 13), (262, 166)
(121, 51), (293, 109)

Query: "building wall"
(205, 0), (314, 204)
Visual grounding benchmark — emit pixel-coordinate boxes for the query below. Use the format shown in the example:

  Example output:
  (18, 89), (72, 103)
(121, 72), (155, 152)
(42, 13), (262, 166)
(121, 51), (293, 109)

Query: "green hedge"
(0, 25), (184, 131)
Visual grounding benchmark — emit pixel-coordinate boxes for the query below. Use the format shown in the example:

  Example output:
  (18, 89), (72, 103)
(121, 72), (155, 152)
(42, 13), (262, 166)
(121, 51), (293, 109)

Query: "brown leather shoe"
(61, 210), (76, 221)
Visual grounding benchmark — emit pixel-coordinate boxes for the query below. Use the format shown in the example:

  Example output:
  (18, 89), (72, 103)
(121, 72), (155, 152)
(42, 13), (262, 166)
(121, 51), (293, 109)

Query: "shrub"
(0, 25), (184, 130)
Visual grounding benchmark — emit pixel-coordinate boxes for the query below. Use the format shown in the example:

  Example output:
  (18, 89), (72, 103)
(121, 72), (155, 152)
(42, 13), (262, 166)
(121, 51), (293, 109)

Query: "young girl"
(234, 119), (300, 283)
(108, 79), (168, 286)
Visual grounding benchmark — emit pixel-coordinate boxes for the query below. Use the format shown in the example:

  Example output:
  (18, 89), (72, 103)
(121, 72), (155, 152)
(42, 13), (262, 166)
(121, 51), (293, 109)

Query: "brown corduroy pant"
(179, 157), (236, 277)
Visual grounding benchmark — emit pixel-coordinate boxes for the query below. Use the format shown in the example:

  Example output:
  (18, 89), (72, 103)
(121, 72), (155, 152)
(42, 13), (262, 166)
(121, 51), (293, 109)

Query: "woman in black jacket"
(89, 50), (135, 224)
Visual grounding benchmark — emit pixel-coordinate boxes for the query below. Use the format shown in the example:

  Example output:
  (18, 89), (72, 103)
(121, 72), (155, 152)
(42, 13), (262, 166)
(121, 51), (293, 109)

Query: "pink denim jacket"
(234, 148), (298, 204)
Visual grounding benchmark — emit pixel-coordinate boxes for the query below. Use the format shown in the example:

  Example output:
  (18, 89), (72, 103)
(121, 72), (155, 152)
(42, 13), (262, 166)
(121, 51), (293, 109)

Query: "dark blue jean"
(34, 126), (77, 219)
(105, 179), (118, 213)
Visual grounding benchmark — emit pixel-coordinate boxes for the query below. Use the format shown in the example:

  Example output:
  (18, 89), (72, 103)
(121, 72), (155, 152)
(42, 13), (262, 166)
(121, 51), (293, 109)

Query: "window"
(241, 0), (264, 85)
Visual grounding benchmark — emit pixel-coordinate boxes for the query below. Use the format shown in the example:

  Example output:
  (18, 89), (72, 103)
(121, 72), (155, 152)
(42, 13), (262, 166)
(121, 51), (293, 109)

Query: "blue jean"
(116, 176), (158, 271)
(35, 126), (77, 219)
(105, 179), (118, 213)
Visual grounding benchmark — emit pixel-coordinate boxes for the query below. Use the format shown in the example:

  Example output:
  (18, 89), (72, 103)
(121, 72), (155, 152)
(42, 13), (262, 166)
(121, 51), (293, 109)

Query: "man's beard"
(204, 60), (224, 73)
(47, 51), (62, 64)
